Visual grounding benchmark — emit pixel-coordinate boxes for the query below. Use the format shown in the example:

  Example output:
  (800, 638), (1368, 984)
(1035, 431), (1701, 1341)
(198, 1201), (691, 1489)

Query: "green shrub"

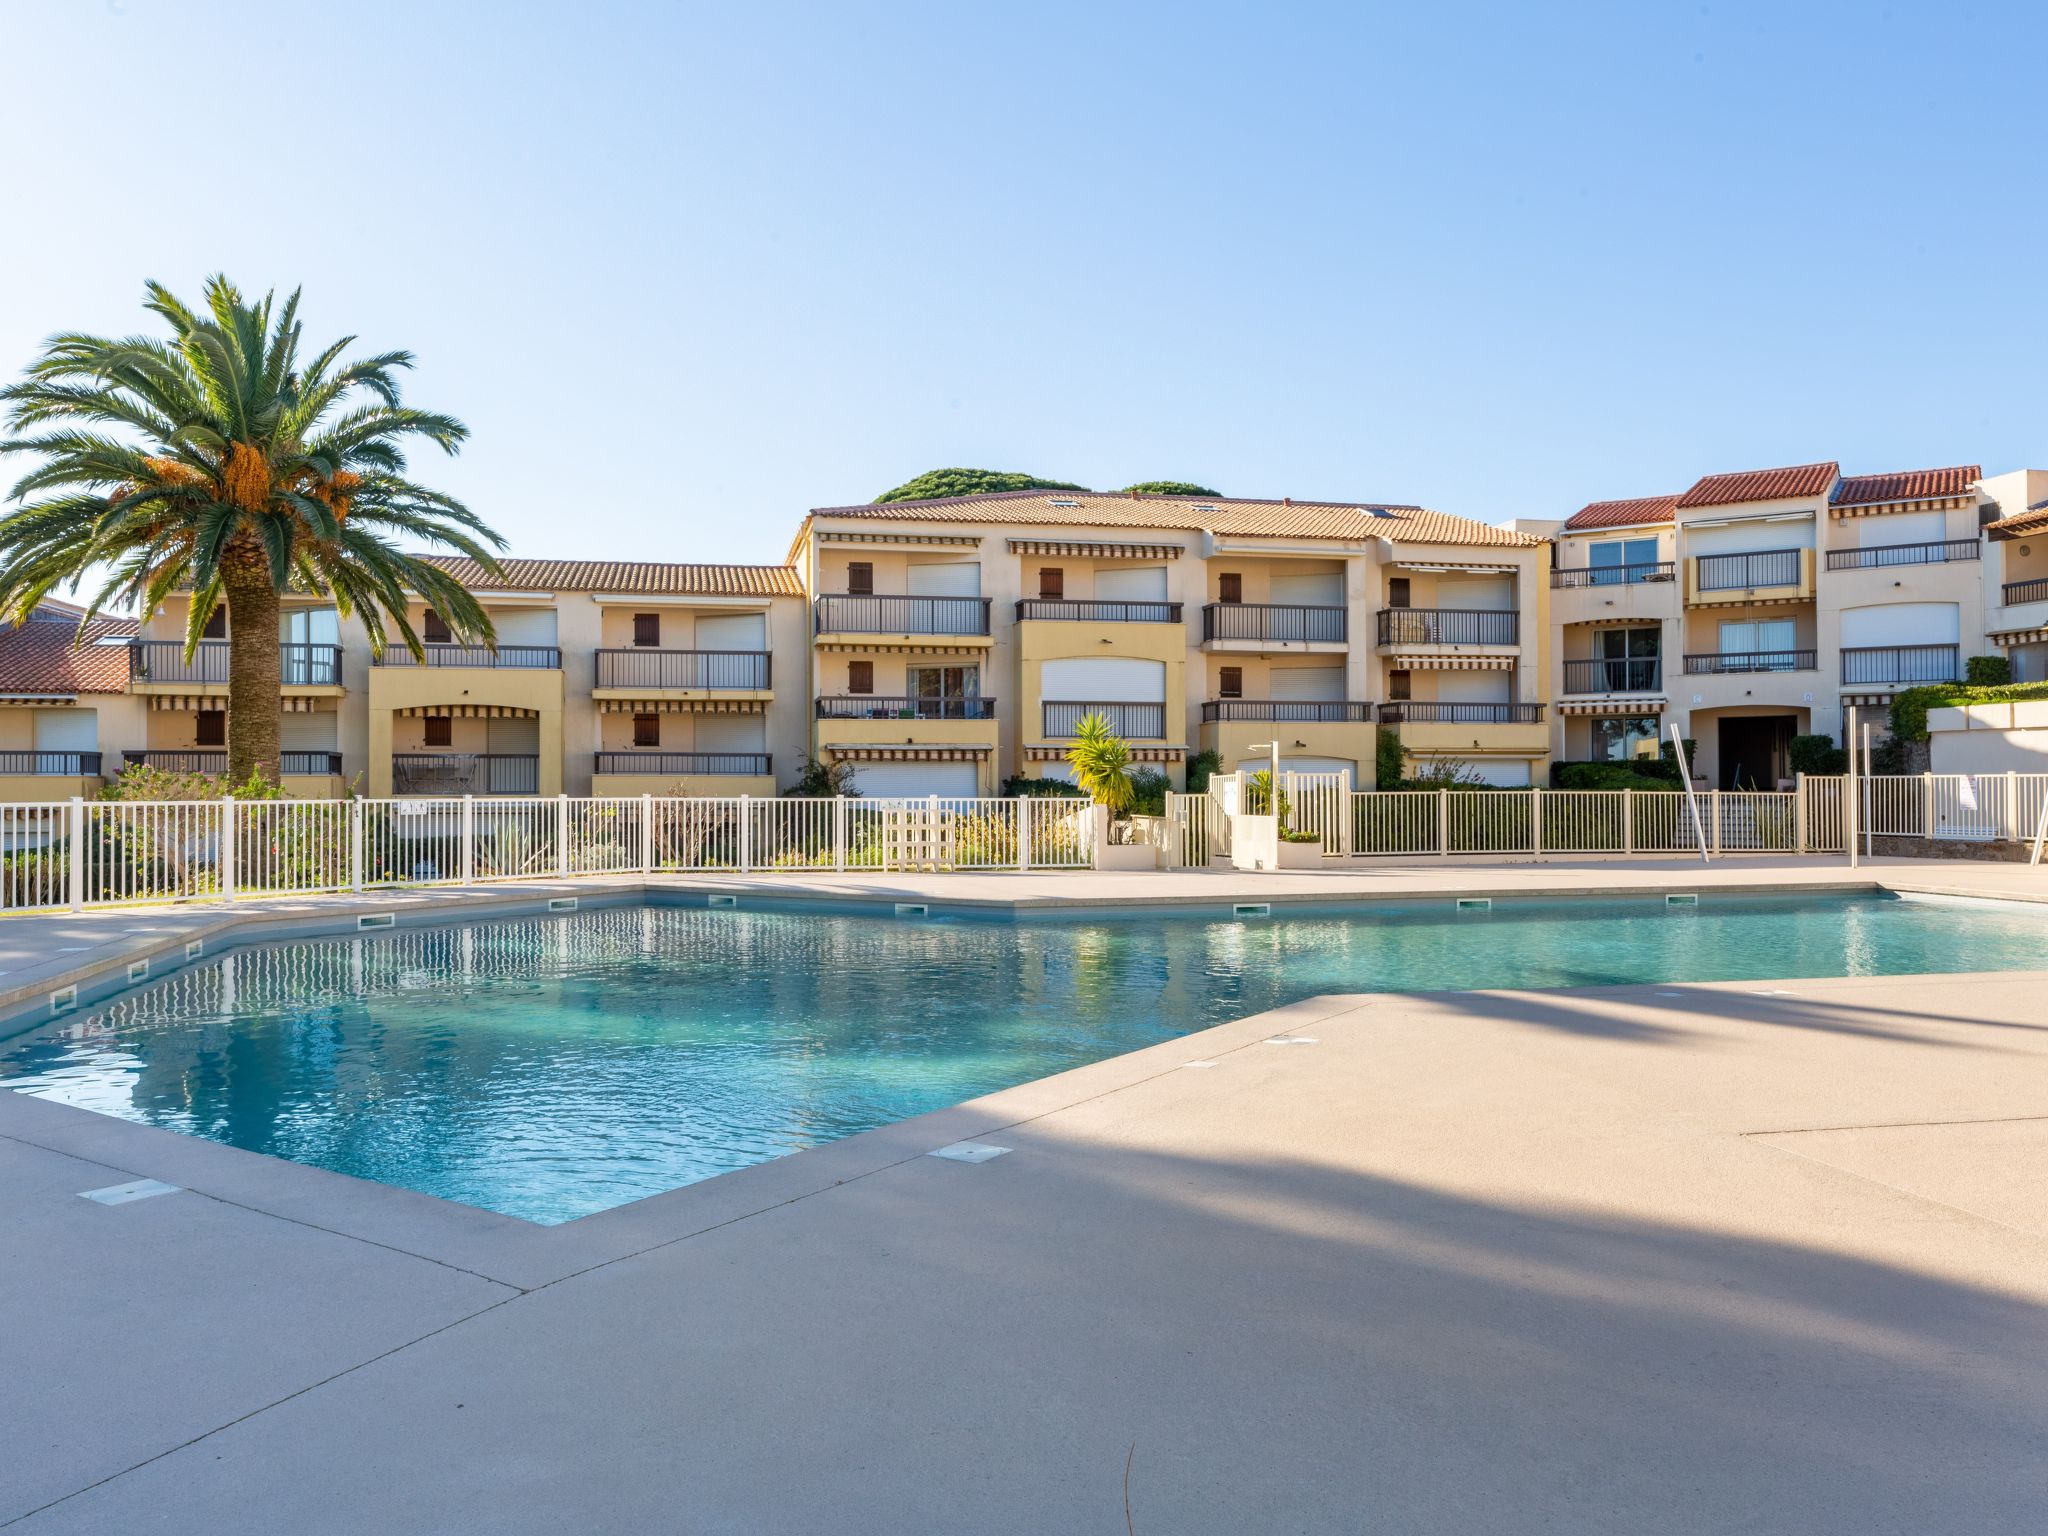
(1127, 767), (1170, 816)
(1889, 680), (2048, 742)
(1966, 654), (2012, 687)
(1184, 750), (1222, 795)
(1003, 774), (1085, 798)
(1788, 733), (1846, 776)
(1374, 727), (1406, 791)
(1554, 762), (1671, 791)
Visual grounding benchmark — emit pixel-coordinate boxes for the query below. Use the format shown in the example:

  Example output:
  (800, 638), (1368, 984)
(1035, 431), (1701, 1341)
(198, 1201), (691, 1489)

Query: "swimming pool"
(2, 892), (2041, 1223)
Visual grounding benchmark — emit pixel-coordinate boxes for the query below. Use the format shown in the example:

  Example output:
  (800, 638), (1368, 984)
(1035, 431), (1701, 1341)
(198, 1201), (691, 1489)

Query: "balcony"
(1562, 658), (1662, 694)
(1014, 598), (1182, 624)
(594, 751), (772, 777)
(131, 640), (343, 688)
(378, 644), (560, 668)
(2003, 577), (2048, 606)
(1839, 644), (1961, 687)
(1685, 548), (1814, 606)
(1202, 603), (1346, 645)
(0, 751), (103, 775)
(1682, 651), (1816, 674)
(1551, 562), (1675, 588)
(1375, 609), (1519, 647)
(1199, 700), (1371, 723)
(1041, 701), (1167, 739)
(1825, 539), (1980, 571)
(816, 696), (996, 721)
(123, 750), (343, 776)
(1378, 703), (1543, 724)
(813, 595), (991, 637)
(391, 753), (540, 795)
(594, 649), (771, 691)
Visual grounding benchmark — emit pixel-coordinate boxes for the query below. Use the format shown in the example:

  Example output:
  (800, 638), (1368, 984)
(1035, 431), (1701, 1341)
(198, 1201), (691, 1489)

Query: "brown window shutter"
(1219, 667), (1243, 699)
(422, 608), (451, 644)
(423, 715), (452, 747)
(195, 709), (226, 746)
(1389, 670), (1412, 701)
(632, 712), (661, 747)
(632, 613), (660, 647)
(200, 606), (227, 639)
(1039, 568), (1064, 600)
(846, 562), (874, 596)
(1218, 573), (1242, 604)
(1387, 577), (1411, 609)
(848, 660), (874, 694)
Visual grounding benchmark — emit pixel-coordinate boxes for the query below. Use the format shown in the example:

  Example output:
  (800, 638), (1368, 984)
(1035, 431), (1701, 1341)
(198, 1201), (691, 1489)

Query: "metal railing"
(378, 644), (561, 668)
(815, 696), (996, 721)
(1839, 644), (1961, 686)
(1374, 609), (1519, 646)
(1859, 773), (2048, 843)
(1825, 539), (1979, 571)
(1015, 599), (1182, 623)
(0, 751), (102, 775)
(1561, 658), (1661, 694)
(1379, 702), (1543, 724)
(813, 595), (991, 635)
(1551, 562), (1675, 588)
(1202, 603), (1347, 644)
(391, 754), (540, 794)
(1199, 700), (1372, 722)
(594, 751), (772, 776)
(2003, 577), (2048, 606)
(1682, 650), (1817, 674)
(594, 649), (771, 690)
(131, 640), (343, 686)
(1694, 548), (1803, 592)
(1041, 701), (1166, 739)
(122, 750), (342, 776)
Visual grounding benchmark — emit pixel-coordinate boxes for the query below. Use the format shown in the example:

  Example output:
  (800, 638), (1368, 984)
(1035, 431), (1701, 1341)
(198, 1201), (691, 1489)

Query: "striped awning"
(1025, 745), (1184, 762)
(813, 641), (992, 656)
(1989, 625), (2048, 646)
(1557, 698), (1665, 717)
(822, 744), (993, 762)
(817, 531), (982, 548)
(1829, 496), (1971, 519)
(148, 694), (333, 712)
(595, 697), (766, 715)
(393, 704), (537, 719)
(1383, 654), (1517, 671)
(1840, 692), (1898, 708)
(1006, 539), (1184, 559)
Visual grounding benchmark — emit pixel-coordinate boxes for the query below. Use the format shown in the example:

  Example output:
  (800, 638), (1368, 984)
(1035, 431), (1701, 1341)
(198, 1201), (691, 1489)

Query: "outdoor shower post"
(350, 798), (364, 891)
(1437, 787), (1450, 856)
(1017, 794), (1032, 872)
(66, 796), (85, 912)
(738, 794), (752, 874)
(1622, 787), (1634, 856)
(220, 796), (236, 904)
(640, 794), (654, 875)
(460, 795), (476, 885)
(557, 794), (571, 879)
(1794, 774), (1807, 856)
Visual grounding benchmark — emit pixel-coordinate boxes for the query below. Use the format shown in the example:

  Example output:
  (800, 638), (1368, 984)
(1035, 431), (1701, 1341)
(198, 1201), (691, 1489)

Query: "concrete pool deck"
(3, 858), (2047, 1531)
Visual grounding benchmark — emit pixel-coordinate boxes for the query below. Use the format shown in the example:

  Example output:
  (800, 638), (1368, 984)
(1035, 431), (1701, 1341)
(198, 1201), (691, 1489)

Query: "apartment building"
(788, 489), (1550, 793)
(1981, 469), (2048, 683)
(1547, 460), (2019, 787)
(0, 602), (142, 802)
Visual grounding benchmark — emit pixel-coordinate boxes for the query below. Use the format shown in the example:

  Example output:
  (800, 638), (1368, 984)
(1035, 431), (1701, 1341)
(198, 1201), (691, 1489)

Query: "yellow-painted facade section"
(1683, 548), (1816, 607)
(1017, 619), (1186, 744)
(365, 665), (565, 798)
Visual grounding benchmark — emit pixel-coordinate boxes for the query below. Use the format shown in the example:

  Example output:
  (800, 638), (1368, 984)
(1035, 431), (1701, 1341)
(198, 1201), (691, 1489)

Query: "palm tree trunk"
(220, 553), (282, 786)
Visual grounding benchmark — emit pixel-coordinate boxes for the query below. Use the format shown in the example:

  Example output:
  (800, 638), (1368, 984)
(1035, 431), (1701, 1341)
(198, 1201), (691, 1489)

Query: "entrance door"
(1716, 715), (1796, 790)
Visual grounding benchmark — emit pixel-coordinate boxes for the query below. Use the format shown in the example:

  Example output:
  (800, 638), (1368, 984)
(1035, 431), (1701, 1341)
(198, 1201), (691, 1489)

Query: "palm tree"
(1064, 712), (1136, 816)
(0, 275), (506, 784)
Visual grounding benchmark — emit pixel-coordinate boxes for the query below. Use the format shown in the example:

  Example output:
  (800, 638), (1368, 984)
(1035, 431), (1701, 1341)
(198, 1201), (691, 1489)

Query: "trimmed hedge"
(1888, 680), (2048, 743)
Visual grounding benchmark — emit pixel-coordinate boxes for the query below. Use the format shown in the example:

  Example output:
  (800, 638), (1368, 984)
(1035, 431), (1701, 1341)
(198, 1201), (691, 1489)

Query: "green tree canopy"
(873, 468), (1088, 503)
(1115, 481), (1220, 498)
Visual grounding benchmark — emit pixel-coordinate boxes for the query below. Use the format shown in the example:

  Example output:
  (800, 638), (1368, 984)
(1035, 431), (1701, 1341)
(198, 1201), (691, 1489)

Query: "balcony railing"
(1041, 701), (1166, 739)
(1561, 658), (1662, 694)
(378, 644), (561, 668)
(1550, 562), (1676, 588)
(0, 750), (102, 775)
(1379, 702), (1544, 724)
(594, 649), (771, 690)
(813, 595), (991, 636)
(1199, 700), (1372, 723)
(1015, 599), (1182, 623)
(594, 751), (772, 777)
(1694, 548), (1802, 592)
(131, 640), (343, 687)
(123, 750), (342, 775)
(1201, 603), (1347, 644)
(1825, 539), (1980, 571)
(1839, 644), (1962, 686)
(815, 696), (996, 721)
(2004, 577), (2048, 606)
(1374, 609), (1519, 646)
(1682, 650), (1816, 674)
(392, 753), (539, 794)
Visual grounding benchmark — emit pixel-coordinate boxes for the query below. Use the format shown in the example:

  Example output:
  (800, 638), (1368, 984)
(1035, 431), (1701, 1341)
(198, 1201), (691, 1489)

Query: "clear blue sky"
(4, 0), (2042, 565)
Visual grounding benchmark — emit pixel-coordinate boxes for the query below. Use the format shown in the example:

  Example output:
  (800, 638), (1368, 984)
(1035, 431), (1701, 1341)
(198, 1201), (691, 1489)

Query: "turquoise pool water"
(1, 893), (2041, 1223)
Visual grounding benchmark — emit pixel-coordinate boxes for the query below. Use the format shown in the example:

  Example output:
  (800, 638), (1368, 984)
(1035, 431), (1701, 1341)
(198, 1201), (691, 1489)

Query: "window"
(1589, 537), (1660, 584)
(195, 710), (226, 746)
(1038, 568), (1064, 600)
(1388, 669), (1412, 701)
(632, 613), (660, 647)
(632, 712), (661, 747)
(846, 562), (874, 596)
(909, 665), (978, 717)
(1589, 715), (1661, 762)
(1387, 577), (1411, 609)
(1595, 627), (1660, 690)
(422, 608), (451, 644)
(423, 715), (452, 748)
(847, 660), (874, 694)
(1217, 572), (1242, 604)
(1719, 618), (1796, 664)
(200, 606), (227, 639)
(1218, 666), (1243, 698)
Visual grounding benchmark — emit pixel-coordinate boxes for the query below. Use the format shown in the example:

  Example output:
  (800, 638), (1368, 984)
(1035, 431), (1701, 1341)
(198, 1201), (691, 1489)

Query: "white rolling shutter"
(906, 562), (982, 596)
(1268, 571), (1344, 605)
(1039, 657), (1167, 700)
(1268, 666), (1345, 700)
(850, 762), (979, 796)
(695, 613), (768, 649)
(1093, 566), (1169, 600)
(1839, 603), (1959, 646)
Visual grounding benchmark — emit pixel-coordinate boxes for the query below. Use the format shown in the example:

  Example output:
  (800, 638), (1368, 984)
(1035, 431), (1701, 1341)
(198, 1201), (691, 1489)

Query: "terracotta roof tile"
(800, 490), (1540, 549)
(0, 613), (136, 695)
(1830, 465), (1982, 507)
(417, 558), (804, 597)
(1676, 461), (1839, 510)
(1561, 495), (1678, 532)
(1985, 502), (2048, 539)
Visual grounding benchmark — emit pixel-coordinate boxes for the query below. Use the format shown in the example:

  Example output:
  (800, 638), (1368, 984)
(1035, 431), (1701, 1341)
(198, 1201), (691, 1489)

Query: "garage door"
(1463, 758), (1532, 787)
(847, 761), (980, 797)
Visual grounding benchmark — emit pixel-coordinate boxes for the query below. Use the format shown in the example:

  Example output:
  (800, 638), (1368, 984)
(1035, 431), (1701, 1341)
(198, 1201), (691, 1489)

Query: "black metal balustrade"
(1838, 644), (1962, 686)
(1682, 651), (1816, 674)
(1561, 658), (1662, 694)
(1201, 603), (1347, 644)
(594, 752), (772, 776)
(122, 750), (342, 775)
(2003, 577), (2048, 606)
(379, 644), (561, 668)
(1550, 562), (1676, 588)
(594, 650), (771, 690)
(1041, 701), (1166, 739)
(1198, 700), (1372, 722)
(391, 754), (540, 794)
(1378, 702), (1544, 724)
(1693, 548), (1802, 592)
(131, 640), (343, 686)
(0, 751), (102, 775)
(1014, 599), (1182, 623)
(814, 696), (996, 721)
(1824, 539), (1980, 571)
(813, 595), (991, 635)
(1374, 609), (1519, 646)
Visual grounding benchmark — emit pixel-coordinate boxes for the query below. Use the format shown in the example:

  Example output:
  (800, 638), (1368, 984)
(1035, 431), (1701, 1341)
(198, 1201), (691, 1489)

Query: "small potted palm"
(1066, 713), (1158, 870)
(1247, 767), (1324, 870)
